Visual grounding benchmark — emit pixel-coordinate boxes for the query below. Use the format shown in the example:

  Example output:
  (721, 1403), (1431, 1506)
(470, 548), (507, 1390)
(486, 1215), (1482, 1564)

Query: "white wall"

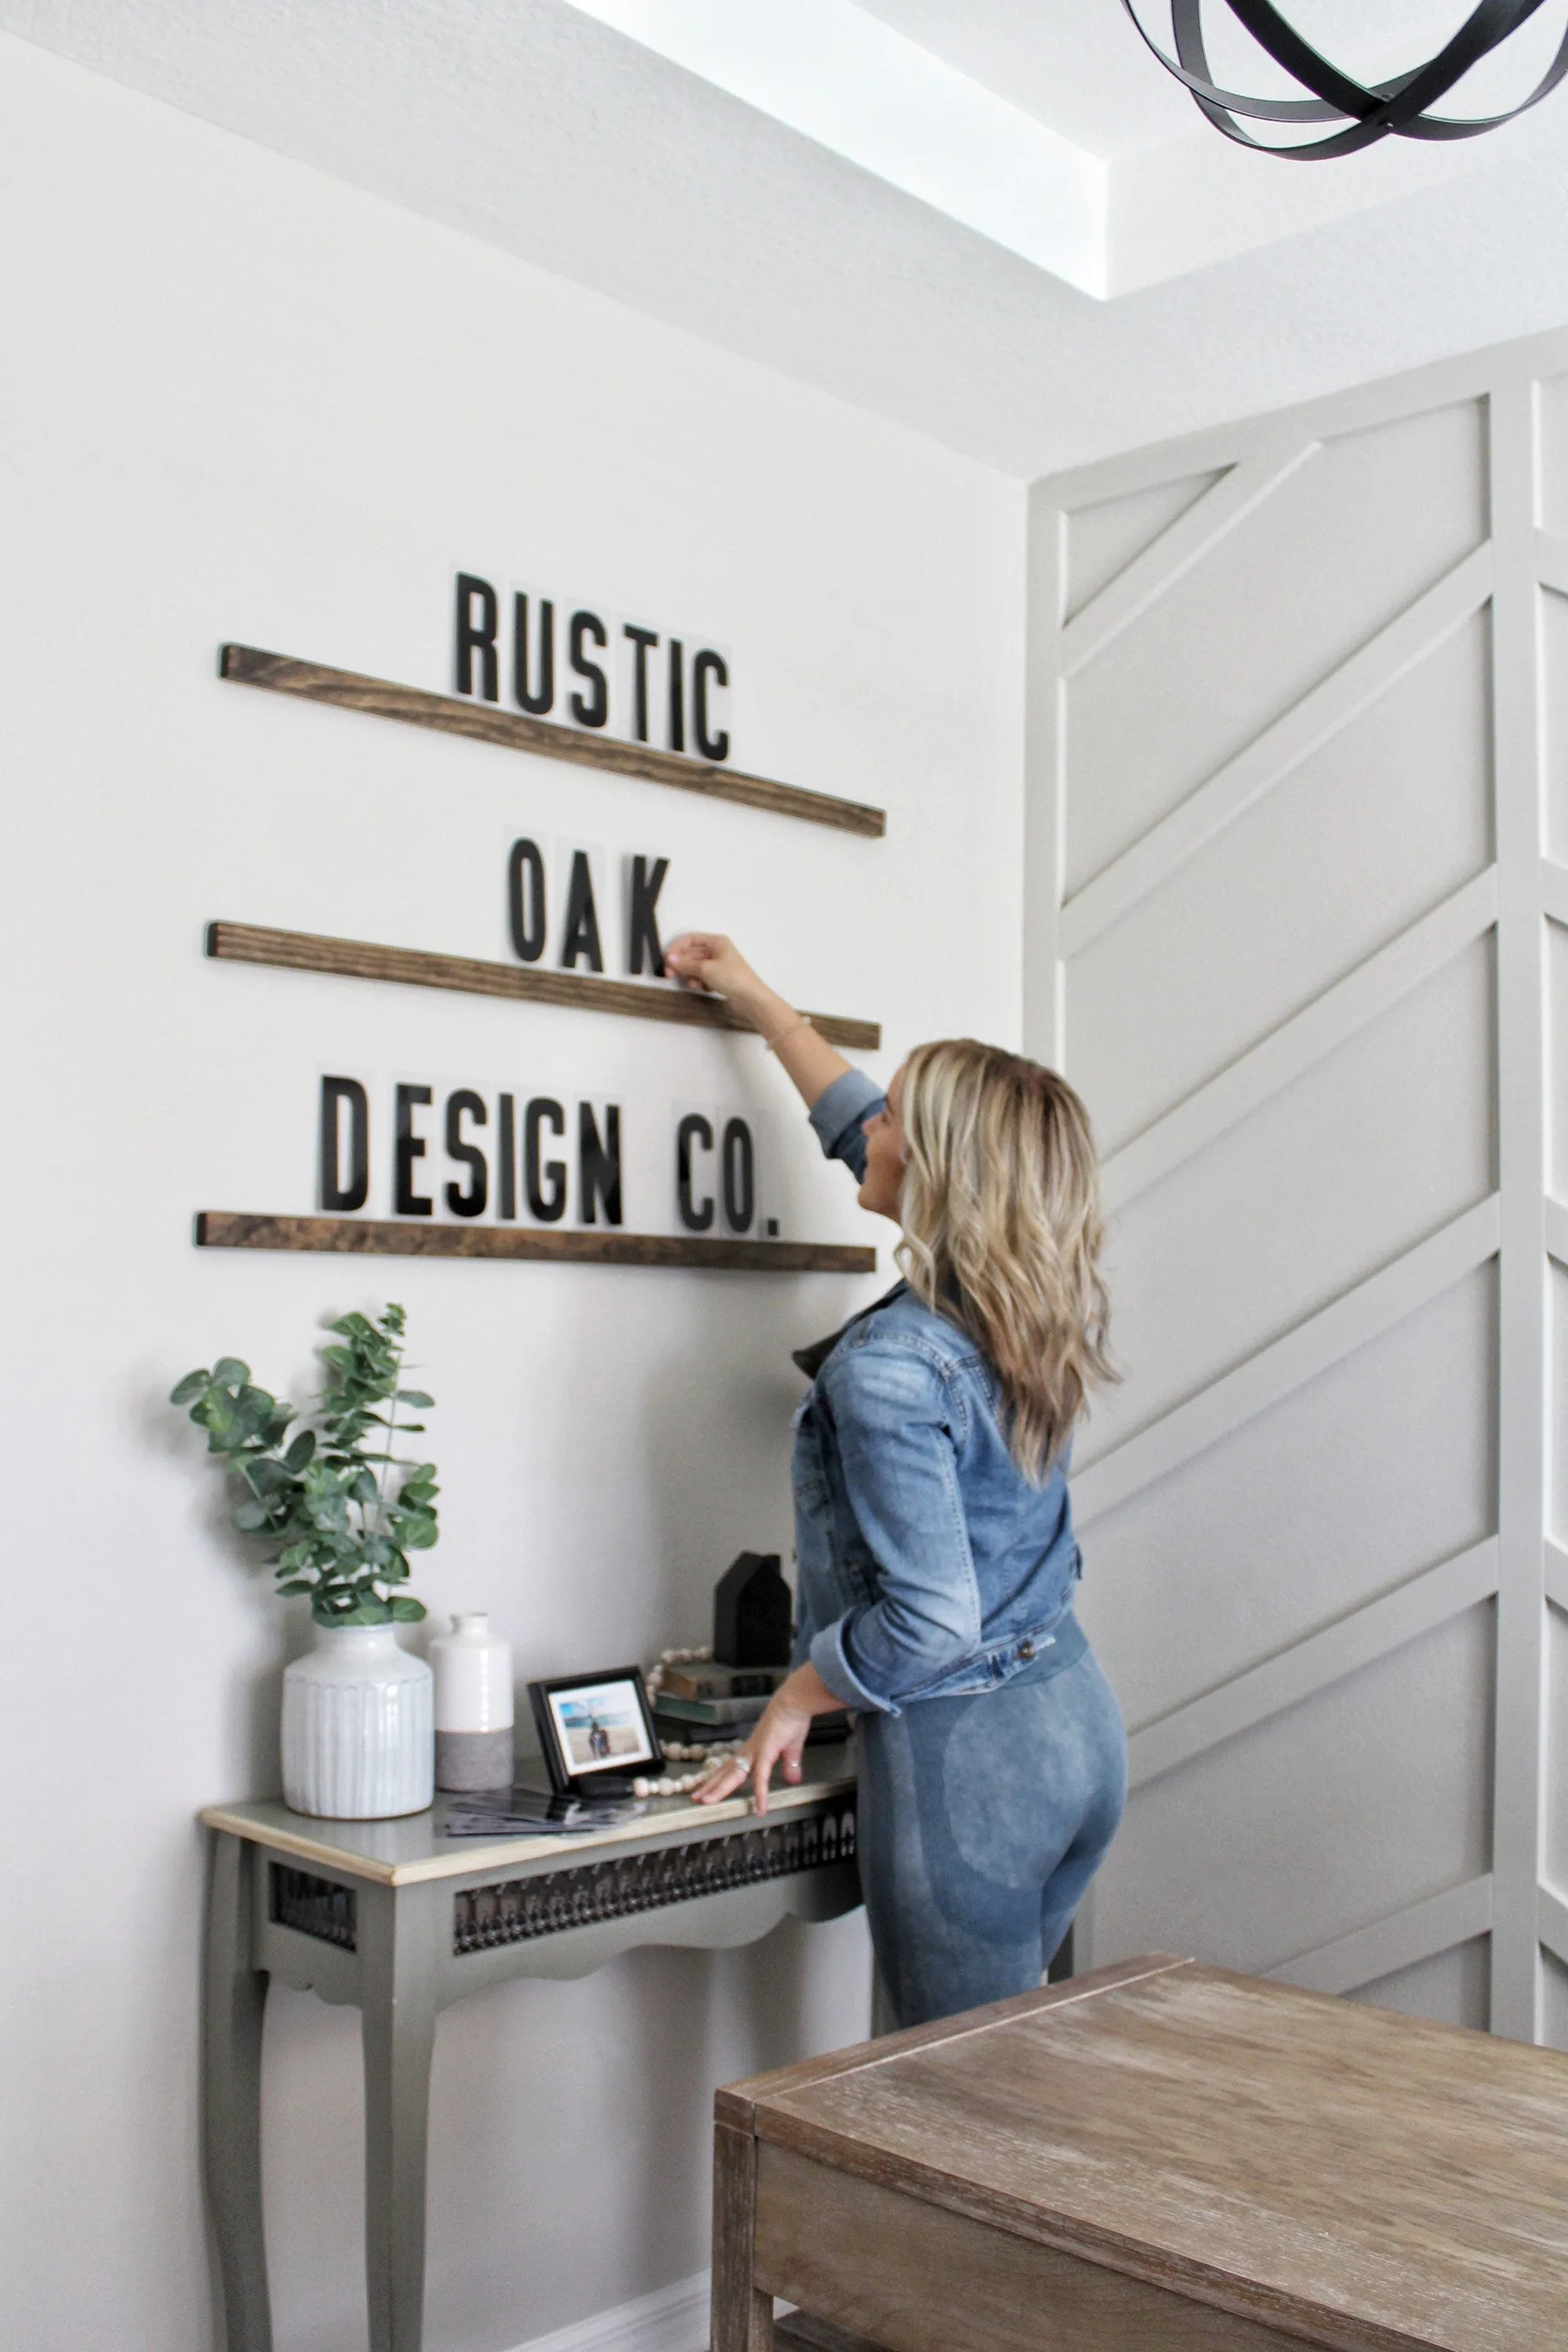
(0, 38), (1025, 2352)
(1026, 327), (1568, 2050)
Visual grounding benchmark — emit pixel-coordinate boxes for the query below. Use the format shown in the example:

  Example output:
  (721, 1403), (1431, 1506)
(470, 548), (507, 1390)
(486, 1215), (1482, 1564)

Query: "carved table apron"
(201, 1748), (858, 2352)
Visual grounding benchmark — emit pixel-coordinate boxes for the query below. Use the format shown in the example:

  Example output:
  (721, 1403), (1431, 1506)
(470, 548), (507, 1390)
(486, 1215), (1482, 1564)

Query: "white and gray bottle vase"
(430, 1612), (516, 1791)
(281, 1623), (435, 1819)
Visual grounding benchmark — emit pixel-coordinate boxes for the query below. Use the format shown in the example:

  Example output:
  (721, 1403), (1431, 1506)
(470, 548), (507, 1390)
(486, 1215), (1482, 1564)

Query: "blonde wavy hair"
(895, 1040), (1116, 1481)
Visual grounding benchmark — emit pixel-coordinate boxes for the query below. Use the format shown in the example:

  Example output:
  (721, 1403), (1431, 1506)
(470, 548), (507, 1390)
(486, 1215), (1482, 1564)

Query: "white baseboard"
(506, 2270), (710, 2352)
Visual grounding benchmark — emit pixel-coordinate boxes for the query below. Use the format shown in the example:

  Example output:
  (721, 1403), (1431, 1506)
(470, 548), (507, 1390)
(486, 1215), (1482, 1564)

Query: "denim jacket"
(792, 1069), (1082, 1716)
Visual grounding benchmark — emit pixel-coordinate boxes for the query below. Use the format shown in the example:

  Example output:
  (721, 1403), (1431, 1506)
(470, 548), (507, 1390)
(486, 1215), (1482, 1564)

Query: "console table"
(201, 1746), (858, 2352)
(714, 1953), (1568, 2352)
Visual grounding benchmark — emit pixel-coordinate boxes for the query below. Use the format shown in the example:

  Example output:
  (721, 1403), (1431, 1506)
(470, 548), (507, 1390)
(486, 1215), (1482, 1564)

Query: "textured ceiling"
(4, 0), (1568, 476)
(786, 0), (1196, 158)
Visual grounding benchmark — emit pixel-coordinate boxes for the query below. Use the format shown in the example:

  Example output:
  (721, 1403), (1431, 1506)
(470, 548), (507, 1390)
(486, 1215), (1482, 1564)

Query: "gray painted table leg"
(359, 1879), (441, 2352)
(202, 1831), (273, 2352)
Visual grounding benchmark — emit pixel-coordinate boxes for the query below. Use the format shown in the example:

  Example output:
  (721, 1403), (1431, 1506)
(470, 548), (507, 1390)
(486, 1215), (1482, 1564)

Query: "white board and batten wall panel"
(1027, 325), (1568, 2045)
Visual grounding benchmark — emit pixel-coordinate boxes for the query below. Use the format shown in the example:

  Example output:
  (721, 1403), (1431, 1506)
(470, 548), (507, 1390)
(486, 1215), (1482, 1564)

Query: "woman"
(666, 931), (1127, 2031)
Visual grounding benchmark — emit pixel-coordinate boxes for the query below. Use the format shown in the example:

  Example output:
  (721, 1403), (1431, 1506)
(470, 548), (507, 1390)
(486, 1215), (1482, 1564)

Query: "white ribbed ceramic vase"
(281, 1624), (434, 1819)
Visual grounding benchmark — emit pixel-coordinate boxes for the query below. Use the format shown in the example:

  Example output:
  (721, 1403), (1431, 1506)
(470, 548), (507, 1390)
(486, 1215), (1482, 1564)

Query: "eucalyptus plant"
(170, 1303), (438, 1625)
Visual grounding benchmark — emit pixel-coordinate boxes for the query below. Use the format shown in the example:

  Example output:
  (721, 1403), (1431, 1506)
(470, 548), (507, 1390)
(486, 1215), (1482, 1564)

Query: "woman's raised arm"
(662, 931), (851, 1110)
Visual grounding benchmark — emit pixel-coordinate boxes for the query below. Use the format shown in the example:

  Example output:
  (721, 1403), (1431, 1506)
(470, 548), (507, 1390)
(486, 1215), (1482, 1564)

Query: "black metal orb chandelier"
(1120, 0), (1568, 157)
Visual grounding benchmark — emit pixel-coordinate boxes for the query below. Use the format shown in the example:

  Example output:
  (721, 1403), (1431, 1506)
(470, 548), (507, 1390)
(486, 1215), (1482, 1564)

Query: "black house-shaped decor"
(713, 1551), (792, 1668)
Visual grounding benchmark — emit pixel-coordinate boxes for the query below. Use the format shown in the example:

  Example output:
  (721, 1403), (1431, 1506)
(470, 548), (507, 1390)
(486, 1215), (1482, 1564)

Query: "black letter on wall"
(668, 639), (684, 753)
(498, 1092), (517, 1221)
(693, 649), (729, 761)
(525, 1098), (567, 1222)
(513, 594), (554, 715)
(560, 850), (604, 972)
(508, 838), (547, 964)
(455, 574), (499, 701)
(320, 1076), (369, 1212)
(627, 855), (668, 977)
(624, 625), (658, 742)
(568, 610), (608, 728)
(677, 1113), (715, 1232)
(579, 1104), (623, 1226)
(722, 1117), (755, 1234)
(445, 1090), (488, 1218)
(395, 1084), (434, 1217)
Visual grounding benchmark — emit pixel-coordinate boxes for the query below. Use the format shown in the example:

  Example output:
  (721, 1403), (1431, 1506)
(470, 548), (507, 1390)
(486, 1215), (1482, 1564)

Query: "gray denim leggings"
(855, 1620), (1127, 2031)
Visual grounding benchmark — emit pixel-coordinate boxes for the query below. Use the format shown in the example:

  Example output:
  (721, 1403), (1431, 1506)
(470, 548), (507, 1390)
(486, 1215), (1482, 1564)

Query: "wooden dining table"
(713, 1953), (1568, 2352)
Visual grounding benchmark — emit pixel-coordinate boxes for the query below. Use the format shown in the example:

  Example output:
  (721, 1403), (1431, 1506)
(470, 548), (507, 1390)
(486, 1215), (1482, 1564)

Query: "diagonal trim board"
(1537, 529), (1568, 598)
(1059, 442), (1319, 677)
(1060, 543), (1494, 958)
(1102, 869), (1497, 1214)
(1542, 855), (1568, 928)
(1545, 1540), (1568, 1613)
(220, 645), (887, 838)
(1073, 1195), (1501, 1527)
(1127, 1537), (1500, 1790)
(1540, 1884), (1568, 1970)
(1269, 1875), (1494, 1999)
(1544, 1196), (1568, 1271)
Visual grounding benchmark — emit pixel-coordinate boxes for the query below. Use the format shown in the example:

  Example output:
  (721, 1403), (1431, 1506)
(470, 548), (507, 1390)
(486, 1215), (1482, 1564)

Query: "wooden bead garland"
(635, 1643), (745, 1798)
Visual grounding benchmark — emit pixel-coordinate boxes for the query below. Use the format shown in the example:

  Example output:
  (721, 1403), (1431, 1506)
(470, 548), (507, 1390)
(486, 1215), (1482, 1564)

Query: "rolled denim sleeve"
(808, 1342), (980, 1715)
(807, 1068), (885, 1184)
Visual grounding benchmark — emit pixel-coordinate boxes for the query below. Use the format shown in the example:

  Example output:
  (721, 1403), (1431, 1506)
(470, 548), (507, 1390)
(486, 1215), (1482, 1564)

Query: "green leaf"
(395, 1390), (434, 1409)
(275, 1577), (314, 1595)
(212, 1357), (249, 1389)
(169, 1370), (209, 1406)
(285, 1431), (316, 1472)
(232, 1500), (270, 1533)
(389, 1596), (426, 1622)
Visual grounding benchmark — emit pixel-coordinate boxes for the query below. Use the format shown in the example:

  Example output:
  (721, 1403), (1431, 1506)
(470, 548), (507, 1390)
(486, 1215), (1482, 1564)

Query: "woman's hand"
(662, 931), (775, 1025)
(691, 1660), (843, 1817)
(662, 931), (853, 1108)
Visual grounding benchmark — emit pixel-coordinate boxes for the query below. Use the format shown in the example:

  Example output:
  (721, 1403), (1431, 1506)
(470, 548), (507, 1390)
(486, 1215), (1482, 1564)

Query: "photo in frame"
(528, 1665), (662, 1795)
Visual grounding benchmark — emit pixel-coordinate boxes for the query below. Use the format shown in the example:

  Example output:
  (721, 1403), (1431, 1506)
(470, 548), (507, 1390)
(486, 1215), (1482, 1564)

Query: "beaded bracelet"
(764, 1014), (813, 1054)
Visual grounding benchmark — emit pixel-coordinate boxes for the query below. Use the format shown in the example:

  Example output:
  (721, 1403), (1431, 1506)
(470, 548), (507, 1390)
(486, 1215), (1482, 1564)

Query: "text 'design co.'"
(317, 1078), (783, 1240)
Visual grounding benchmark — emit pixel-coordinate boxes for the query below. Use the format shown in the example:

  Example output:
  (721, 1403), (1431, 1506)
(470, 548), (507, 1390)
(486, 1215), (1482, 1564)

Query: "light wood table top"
(717, 1955), (1568, 2352)
(201, 1742), (855, 1885)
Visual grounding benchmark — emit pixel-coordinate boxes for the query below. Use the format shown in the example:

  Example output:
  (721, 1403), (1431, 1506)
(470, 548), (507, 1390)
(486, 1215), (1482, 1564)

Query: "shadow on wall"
(142, 1346), (306, 1797)
(636, 1280), (811, 1647)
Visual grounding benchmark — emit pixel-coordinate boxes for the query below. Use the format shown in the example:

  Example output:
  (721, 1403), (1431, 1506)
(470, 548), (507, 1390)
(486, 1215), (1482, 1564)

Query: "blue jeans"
(855, 1617), (1127, 2029)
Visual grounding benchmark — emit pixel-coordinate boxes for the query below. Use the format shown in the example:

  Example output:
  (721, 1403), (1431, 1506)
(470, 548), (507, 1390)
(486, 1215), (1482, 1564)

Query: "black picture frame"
(527, 1664), (663, 1796)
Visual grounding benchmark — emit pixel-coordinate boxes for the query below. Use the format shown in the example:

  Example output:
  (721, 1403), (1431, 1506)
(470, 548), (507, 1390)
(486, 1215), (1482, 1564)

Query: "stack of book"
(652, 1661), (851, 1746)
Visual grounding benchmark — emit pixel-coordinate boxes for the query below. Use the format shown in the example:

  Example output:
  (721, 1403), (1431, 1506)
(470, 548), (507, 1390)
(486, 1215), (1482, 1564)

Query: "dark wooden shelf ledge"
(196, 1212), (876, 1275)
(220, 645), (887, 839)
(205, 921), (880, 1051)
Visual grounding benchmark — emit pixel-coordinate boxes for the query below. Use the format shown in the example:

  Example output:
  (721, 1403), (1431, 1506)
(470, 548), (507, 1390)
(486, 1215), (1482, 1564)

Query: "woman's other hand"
(691, 1660), (842, 1817)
